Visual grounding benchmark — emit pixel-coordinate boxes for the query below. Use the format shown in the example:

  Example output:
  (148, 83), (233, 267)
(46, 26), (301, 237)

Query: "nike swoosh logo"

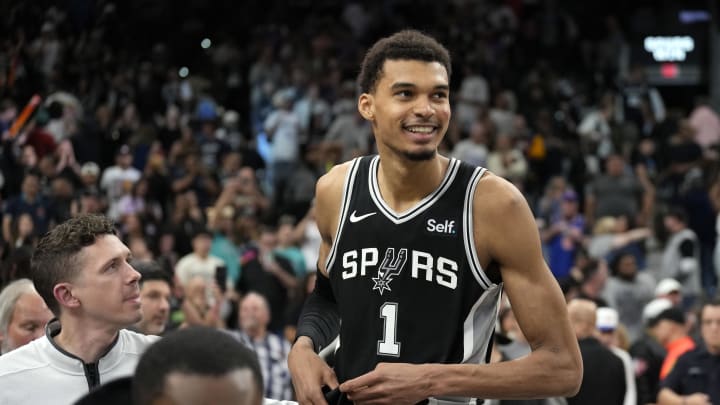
(349, 210), (376, 223)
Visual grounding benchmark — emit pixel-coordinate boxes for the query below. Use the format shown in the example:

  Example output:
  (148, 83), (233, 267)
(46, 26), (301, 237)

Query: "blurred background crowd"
(1, 0), (720, 403)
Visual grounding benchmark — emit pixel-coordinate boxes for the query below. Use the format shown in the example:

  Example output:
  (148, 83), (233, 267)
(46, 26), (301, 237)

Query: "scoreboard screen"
(631, 8), (710, 86)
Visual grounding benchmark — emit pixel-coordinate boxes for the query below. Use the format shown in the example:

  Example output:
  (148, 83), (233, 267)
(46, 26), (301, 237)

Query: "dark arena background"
(1, 0), (720, 403)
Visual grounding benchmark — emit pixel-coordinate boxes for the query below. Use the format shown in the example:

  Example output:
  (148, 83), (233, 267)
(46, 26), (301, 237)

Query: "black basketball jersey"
(326, 155), (503, 401)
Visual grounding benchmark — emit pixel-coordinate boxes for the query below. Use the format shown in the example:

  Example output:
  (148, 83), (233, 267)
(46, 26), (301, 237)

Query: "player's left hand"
(339, 362), (431, 405)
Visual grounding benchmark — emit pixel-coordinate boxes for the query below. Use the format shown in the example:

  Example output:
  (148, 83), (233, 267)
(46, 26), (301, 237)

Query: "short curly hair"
(31, 214), (117, 315)
(358, 30), (452, 94)
(133, 327), (264, 405)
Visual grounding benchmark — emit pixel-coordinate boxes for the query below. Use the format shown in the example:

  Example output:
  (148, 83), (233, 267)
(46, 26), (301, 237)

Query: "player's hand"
(289, 336), (338, 405)
(340, 362), (431, 405)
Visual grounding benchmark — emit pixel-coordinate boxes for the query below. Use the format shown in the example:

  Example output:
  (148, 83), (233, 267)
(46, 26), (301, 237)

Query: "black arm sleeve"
(678, 239), (695, 258)
(295, 271), (340, 353)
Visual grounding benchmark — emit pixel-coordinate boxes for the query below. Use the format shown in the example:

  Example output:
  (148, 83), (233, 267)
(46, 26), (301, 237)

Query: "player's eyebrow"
(391, 82), (416, 90)
(390, 82), (449, 91)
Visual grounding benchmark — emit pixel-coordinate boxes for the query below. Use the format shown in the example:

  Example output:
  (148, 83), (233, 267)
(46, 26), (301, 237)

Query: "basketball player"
(288, 30), (582, 405)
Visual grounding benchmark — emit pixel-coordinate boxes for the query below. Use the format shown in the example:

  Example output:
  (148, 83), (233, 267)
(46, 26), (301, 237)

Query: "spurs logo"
(372, 248), (408, 295)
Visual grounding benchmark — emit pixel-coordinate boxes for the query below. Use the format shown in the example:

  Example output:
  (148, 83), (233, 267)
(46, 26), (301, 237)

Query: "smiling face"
(359, 59), (451, 162)
(60, 234), (142, 328)
(239, 293), (270, 337)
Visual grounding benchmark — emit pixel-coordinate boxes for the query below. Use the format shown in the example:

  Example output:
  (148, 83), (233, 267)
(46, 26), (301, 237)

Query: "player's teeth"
(407, 126), (433, 133)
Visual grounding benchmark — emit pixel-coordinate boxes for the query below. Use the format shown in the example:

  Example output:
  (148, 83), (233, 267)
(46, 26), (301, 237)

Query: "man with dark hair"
(131, 260), (172, 336)
(356, 30), (452, 95)
(658, 299), (720, 404)
(289, 30), (582, 405)
(132, 326), (264, 405)
(648, 304), (695, 380)
(0, 214), (158, 404)
(577, 258), (610, 308)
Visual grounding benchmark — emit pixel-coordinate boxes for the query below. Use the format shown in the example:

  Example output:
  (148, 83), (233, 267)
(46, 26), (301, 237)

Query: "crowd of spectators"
(1, 0), (720, 404)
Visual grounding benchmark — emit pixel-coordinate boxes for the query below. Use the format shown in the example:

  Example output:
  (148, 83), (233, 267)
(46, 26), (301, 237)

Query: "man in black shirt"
(658, 299), (720, 405)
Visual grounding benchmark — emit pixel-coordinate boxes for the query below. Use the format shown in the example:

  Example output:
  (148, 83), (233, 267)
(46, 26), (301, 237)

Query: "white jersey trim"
(325, 158), (362, 274)
(463, 167), (493, 289)
(369, 156), (460, 225)
(462, 283), (503, 364)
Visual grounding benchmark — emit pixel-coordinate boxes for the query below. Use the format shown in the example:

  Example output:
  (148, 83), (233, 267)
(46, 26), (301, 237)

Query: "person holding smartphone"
(236, 226), (298, 333)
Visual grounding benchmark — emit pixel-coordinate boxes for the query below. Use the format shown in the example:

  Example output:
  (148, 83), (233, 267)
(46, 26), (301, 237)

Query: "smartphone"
(215, 265), (228, 293)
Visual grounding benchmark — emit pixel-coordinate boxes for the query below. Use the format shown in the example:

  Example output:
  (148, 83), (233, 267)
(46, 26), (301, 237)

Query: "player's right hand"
(289, 336), (338, 405)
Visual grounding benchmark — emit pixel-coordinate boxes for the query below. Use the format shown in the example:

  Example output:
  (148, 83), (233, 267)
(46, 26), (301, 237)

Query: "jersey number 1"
(377, 302), (401, 356)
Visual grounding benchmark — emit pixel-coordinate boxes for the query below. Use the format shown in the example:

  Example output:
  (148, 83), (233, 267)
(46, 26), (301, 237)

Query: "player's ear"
(53, 283), (81, 310)
(358, 93), (374, 121)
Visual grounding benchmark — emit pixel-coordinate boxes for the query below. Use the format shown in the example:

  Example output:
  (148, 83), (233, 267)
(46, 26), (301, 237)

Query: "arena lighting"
(178, 66), (189, 78)
(201, 38), (212, 49)
(643, 36), (694, 62)
(678, 10), (711, 24)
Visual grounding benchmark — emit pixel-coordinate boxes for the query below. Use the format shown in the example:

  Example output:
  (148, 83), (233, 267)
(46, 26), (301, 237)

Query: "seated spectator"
(0, 215), (158, 404)
(0, 278), (53, 354)
(232, 292), (293, 401)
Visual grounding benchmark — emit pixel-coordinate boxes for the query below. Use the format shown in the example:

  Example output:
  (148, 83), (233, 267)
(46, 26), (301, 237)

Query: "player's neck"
(377, 154), (449, 212)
